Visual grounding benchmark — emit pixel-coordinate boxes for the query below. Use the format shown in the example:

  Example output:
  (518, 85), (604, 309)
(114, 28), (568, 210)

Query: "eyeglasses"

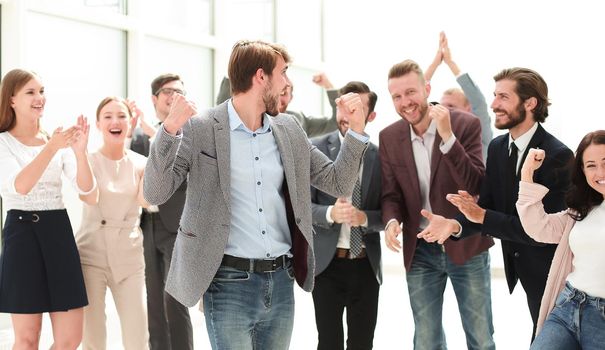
(155, 87), (186, 96)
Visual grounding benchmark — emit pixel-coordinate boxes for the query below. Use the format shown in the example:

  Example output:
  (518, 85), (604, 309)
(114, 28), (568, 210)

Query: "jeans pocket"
(213, 267), (250, 282)
(554, 288), (572, 308)
(285, 265), (295, 281)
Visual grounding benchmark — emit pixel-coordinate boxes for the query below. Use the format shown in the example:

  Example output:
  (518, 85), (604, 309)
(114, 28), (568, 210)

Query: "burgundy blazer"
(380, 109), (494, 271)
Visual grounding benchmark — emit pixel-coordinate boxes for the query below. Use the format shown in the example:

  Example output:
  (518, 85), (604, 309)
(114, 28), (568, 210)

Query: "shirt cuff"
(162, 124), (183, 138)
(385, 218), (399, 232)
(361, 214), (368, 228)
(451, 220), (463, 238)
(326, 205), (335, 224)
(346, 129), (369, 143)
(75, 176), (97, 195)
(440, 134), (457, 154)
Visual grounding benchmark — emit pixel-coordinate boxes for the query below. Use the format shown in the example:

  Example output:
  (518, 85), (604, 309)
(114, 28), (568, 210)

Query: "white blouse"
(0, 131), (93, 211)
(567, 201), (605, 298)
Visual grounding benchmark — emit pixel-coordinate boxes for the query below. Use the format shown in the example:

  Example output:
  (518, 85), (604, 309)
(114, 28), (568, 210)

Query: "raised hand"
(335, 92), (366, 134)
(521, 148), (545, 183)
(385, 220), (403, 252)
(429, 104), (453, 143)
(163, 94), (198, 135)
(312, 72), (334, 90)
(416, 209), (459, 244)
(446, 190), (485, 224)
(48, 125), (79, 152)
(70, 115), (90, 155)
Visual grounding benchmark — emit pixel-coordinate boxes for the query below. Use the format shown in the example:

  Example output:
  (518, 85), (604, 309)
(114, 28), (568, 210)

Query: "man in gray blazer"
(144, 40), (369, 350)
(310, 81), (382, 350)
(130, 73), (193, 350)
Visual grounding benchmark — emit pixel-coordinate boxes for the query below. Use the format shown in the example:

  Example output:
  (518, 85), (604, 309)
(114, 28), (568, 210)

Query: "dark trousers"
(513, 253), (550, 343)
(312, 255), (380, 350)
(141, 212), (193, 350)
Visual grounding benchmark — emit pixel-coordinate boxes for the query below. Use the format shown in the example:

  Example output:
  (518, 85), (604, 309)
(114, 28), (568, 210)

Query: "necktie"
(506, 142), (518, 213)
(349, 178), (363, 258)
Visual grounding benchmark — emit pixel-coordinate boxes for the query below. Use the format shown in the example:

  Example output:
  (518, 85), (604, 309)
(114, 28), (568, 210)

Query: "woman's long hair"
(0, 69), (38, 132)
(566, 130), (605, 221)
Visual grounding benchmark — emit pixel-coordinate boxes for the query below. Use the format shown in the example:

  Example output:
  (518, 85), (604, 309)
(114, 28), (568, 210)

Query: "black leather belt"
(335, 247), (367, 259)
(221, 254), (290, 273)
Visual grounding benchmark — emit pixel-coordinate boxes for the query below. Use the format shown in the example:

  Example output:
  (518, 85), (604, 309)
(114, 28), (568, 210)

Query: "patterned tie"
(349, 177), (363, 258)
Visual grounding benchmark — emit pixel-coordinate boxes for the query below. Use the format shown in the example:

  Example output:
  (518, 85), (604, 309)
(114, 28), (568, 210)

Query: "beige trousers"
(81, 264), (149, 350)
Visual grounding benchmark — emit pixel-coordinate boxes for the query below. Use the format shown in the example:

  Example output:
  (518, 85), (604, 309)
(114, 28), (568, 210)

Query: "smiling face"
(491, 79), (528, 130)
(388, 72), (430, 130)
(582, 143), (605, 199)
(10, 76), (46, 123)
(278, 85), (293, 113)
(96, 99), (131, 145)
(262, 56), (290, 116)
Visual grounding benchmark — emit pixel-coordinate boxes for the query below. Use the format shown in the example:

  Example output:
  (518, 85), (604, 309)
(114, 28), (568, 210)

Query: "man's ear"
(366, 111), (377, 124)
(254, 68), (266, 84)
(525, 96), (537, 111)
(425, 81), (431, 96)
(151, 94), (158, 108)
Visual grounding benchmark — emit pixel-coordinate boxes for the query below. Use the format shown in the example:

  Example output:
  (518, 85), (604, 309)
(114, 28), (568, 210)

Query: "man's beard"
(494, 102), (526, 130)
(263, 82), (280, 116)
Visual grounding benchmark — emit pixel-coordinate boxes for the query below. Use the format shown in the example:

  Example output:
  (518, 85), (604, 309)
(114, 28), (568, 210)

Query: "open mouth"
(109, 128), (123, 135)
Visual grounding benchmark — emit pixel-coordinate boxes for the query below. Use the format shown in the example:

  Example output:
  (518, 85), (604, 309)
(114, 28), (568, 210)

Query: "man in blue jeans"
(380, 59), (495, 349)
(143, 40), (369, 349)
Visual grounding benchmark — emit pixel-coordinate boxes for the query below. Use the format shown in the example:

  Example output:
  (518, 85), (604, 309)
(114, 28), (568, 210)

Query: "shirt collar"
(509, 122), (539, 153)
(227, 99), (271, 134)
(410, 119), (436, 142)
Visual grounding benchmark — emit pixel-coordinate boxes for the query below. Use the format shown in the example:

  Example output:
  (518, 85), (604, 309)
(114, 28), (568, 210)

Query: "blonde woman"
(77, 97), (149, 349)
(0, 69), (94, 349)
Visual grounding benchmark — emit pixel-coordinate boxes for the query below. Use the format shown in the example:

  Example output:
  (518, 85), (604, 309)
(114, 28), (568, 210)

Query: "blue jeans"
(406, 241), (494, 350)
(203, 263), (295, 350)
(531, 282), (605, 350)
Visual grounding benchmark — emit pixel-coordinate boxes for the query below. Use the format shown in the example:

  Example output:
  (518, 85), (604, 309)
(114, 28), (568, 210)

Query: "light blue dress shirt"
(224, 100), (369, 259)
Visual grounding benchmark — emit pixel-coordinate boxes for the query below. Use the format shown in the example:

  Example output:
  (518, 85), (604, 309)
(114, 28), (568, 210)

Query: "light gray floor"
(0, 249), (533, 349)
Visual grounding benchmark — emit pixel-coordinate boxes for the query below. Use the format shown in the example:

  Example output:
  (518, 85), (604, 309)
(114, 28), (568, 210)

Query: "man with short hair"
(144, 40), (369, 349)
(130, 73), (193, 350)
(311, 81), (382, 350)
(418, 67), (574, 341)
(381, 59), (495, 349)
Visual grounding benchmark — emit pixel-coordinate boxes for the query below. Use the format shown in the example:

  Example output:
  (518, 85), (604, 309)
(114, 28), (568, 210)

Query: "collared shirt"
(410, 120), (456, 230)
(508, 122), (539, 173)
(224, 100), (292, 259)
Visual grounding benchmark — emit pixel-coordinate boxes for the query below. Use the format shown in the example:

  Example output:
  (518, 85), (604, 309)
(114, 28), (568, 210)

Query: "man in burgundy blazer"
(380, 59), (495, 349)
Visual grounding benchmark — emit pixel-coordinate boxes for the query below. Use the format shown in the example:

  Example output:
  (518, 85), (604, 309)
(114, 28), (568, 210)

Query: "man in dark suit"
(310, 81), (381, 350)
(381, 60), (495, 349)
(418, 67), (573, 341)
(130, 73), (193, 350)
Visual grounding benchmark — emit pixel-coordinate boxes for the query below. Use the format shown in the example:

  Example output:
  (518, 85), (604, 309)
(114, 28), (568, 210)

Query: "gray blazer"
(143, 102), (368, 307)
(311, 131), (382, 284)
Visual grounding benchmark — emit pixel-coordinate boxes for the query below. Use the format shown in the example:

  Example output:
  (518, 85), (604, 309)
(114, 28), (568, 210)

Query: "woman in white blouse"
(0, 69), (94, 349)
(517, 130), (605, 350)
(76, 96), (149, 349)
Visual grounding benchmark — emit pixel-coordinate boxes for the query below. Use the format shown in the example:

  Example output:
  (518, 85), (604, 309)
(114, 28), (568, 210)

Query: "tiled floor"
(1, 251), (534, 349)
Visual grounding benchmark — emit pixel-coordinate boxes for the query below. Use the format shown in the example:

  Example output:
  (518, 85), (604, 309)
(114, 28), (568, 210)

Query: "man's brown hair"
(228, 40), (291, 95)
(388, 59), (425, 84)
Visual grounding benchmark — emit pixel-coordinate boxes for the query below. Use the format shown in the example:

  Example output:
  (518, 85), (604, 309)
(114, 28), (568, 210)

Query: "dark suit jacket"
(311, 131), (382, 284)
(131, 127), (186, 232)
(456, 123), (573, 293)
(380, 109), (494, 271)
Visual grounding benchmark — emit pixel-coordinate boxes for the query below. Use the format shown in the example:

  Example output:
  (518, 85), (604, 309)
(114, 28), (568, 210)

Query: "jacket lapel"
(393, 123), (422, 207)
(429, 132), (443, 188)
(327, 131), (341, 161)
(213, 106), (231, 211)
(361, 145), (376, 206)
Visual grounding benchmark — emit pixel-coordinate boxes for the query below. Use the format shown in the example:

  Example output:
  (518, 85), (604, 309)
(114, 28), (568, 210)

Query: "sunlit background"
(1, 0), (603, 348)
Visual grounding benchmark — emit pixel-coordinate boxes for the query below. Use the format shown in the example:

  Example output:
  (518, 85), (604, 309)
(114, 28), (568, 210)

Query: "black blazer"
(310, 131), (382, 284)
(131, 127), (186, 232)
(457, 124), (573, 293)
